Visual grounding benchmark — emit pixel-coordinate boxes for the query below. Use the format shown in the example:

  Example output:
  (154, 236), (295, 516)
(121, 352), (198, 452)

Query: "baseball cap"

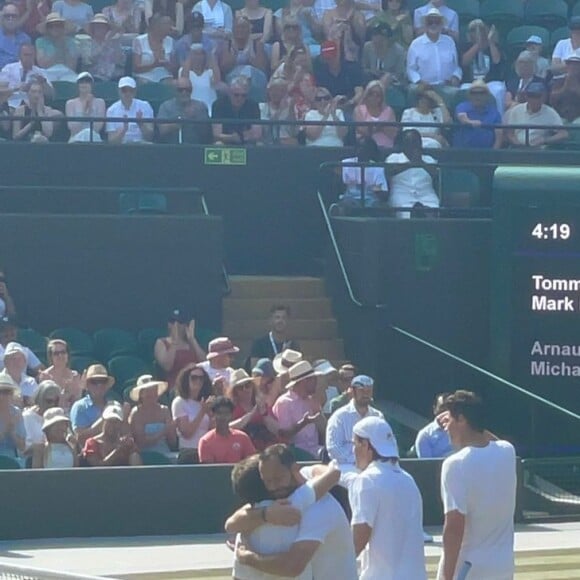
(353, 416), (399, 458)
(351, 374), (374, 388)
(191, 11), (204, 25)
(526, 35), (542, 45)
(252, 358), (275, 379)
(525, 81), (546, 95)
(76, 71), (94, 83)
(570, 16), (580, 30)
(370, 22), (392, 37)
(118, 76), (136, 89)
(168, 308), (189, 324)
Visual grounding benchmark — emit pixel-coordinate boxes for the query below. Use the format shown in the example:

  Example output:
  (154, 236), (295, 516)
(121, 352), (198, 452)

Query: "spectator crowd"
(0, 0), (578, 149)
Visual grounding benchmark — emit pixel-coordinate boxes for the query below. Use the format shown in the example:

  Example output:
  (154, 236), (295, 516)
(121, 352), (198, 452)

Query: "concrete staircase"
(223, 276), (346, 365)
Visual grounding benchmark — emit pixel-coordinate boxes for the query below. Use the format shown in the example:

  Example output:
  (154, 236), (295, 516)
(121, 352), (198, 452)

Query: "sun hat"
(423, 7), (446, 25)
(2, 342), (27, 361)
(526, 35), (543, 45)
(0, 370), (18, 392)
(351, 375), (374, 389)
(118, 76), (137, 89)
(230, 368), (254, 389)
(102, 403), (124, 421)
(130, 374), (168, 402)
(313, 359), (337, 375)
(84, 364), (115, 389)
(252, 358), (275, 379)
(89, 13), (111, 28)
(37, 12), (75, 35)
(42, 407), (70, 432)
(273, 348), (303, 374)
(285, 360), (321, 390)
(206, 337), (240, 360)
(469, 79), (490, 94)
(353, 416), (399, 458)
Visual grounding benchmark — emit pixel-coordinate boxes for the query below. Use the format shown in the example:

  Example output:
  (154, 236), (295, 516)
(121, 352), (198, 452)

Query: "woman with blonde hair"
(236, 0), (273, 43)
(304, 87), (348, 147)
(354, 79), (397, 148)
(39, 339), (82, 412)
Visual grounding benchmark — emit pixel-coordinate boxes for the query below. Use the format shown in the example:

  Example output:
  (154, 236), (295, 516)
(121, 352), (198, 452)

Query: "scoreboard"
(492, 167), (580, 452)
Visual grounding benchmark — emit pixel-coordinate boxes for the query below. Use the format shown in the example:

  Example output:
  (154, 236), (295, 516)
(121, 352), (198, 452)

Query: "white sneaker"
(423, 531), (434, 543)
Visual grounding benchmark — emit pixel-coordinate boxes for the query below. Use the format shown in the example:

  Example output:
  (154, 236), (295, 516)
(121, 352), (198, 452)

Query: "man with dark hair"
(350, 416), (427, 579)
(249, 305), (300, 368)
(437, 390), (516, 580)
(414, 391), (453, 458)
(229, 447), (342, 580)
(198, 396), (256, 463)
(231, 442), (357, 579)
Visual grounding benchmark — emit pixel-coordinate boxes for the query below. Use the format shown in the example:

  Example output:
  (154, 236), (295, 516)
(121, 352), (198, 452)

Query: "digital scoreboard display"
(492, 167), (580, 451)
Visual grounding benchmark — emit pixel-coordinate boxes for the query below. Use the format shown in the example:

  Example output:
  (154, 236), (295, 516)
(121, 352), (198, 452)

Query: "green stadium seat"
(550, 27), (570, 52)
(140, 450), (173, 465)
(407, 0), (425, 13)
(0, 455), (21, 469)
(480, 0), (524, 35)
(94, 328), (138, 361)
(93, 81), (120, 105)
(506, 26), (551, 59)
(290, 446), (315, 461)
(70, 355), (98, 374)
(440, 168), (481, 208)
(385, 86), (406, 116)
(137, 327), (165, 362)
(49, 328), (93, 356)
(525, 0), (569, 31)
(446, 0), (479, 25)
(136, 83), (175, 113)
(52, 80), (77, 102)
(119, 192), (168, 214)
(16, 328), (47, 358)
(195, 326), (219, 351)
(108, 355), (151, 391)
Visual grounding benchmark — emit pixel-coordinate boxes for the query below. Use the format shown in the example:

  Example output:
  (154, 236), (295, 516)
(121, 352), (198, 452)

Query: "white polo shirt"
(106, 98), (154, 143)
(326, 400), (384, 464)
(233, 481), (316, 580)
(350, 460), (427, 580)
(407, 33), (462, 85)
(438, 441), (516, 580)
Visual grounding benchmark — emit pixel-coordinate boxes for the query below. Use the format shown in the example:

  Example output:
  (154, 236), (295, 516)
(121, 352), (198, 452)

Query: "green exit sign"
(204, 148), (247, 166)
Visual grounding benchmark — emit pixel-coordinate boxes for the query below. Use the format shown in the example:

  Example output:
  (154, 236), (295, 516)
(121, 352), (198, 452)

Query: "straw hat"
(230, 368), (254, 389)
(129, 374), (168, 402)
(89, 13), (111, 28)
(285, 360), (321, 390)
(37, 13), (75, 35)
(42, 407), (70, 432)
(84, 364), (115, 389)
(273, 349), (303, 374)
(0, 370), (18, 392)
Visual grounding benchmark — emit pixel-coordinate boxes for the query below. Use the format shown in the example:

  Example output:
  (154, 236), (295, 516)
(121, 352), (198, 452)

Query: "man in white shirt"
(415, 392), (454, 458)
(413, 0), (458, 40)
(551, 16), (580, 76)
(233, 444), (358, 579)
(2, 342), (38, 406)
(437, 390), (517, 580)
(407, 8), (461, 103)
(0, 318), (42, 375)
(228, 448), (342, 580)
(1, 43), (53, 108)
(386, 129), (439, 217)
(350, 416), (427, 580)
(106, 76), (154, 144)
(326, 374), (383, 465)
(504, 82), (568, 148)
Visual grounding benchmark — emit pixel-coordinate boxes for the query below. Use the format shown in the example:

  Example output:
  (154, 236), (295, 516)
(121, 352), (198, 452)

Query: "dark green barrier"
(0, 458), (523, 540)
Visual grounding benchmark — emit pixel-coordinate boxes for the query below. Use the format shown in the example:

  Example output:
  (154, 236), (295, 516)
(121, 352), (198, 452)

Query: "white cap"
(3, 341), (26, 360)
(526, 35), (543, 45)
(102, 403), (124, 422)
(424, 7), (444, 20)
(353, 416), (399, 458)
(76, 71), (94, 82)
(351, 374), (374, 388)
(118, 76), (136, 89)
(313, 359), (336, 375)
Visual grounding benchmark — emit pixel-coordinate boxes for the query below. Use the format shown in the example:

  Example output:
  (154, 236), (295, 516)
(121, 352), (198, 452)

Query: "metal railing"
(1, 115), (579, 148)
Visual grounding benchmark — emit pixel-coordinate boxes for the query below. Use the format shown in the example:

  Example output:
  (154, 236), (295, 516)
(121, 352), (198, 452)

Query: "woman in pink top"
(354, 80), (397, 148)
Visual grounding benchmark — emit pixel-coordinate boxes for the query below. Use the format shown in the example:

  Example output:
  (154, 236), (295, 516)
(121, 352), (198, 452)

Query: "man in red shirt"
(198, 396), (256, 463)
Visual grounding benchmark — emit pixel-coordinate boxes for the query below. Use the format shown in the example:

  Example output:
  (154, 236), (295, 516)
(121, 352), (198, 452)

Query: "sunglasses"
(315, 95), (331, 102)
(88, 378), (109, 385)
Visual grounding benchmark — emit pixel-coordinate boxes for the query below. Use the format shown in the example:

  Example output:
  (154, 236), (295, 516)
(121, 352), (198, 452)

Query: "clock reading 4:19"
(531, 223), (571, 240)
